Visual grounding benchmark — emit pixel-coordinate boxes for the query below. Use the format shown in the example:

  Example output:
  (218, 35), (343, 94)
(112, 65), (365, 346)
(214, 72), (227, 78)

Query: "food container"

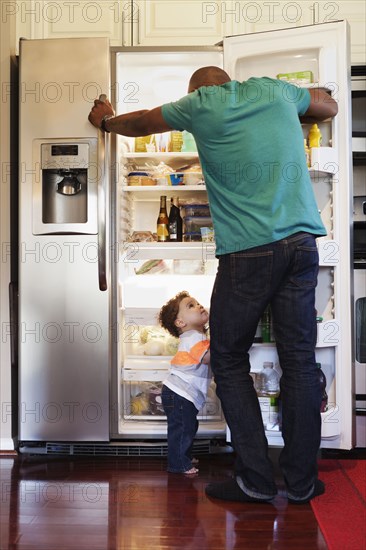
(173, 260), (205, 274)
(168, 173), (184, 186)
(200, 227), (215, 242)
(276, 70), (313, 85)
(181, 203), (210, 218)
(183, 232), (202, 242)
(183, 172), (204, 186)
(127, 172), (157, 186)
(183, 216), (213, 234)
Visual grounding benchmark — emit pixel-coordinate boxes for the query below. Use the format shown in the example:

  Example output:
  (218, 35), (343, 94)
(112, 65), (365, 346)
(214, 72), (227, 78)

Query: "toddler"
(159, 291), (211, 474)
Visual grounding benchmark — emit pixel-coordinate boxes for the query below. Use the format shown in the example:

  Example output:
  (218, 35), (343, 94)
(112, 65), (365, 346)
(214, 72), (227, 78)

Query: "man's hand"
(88, 96), (115, 130)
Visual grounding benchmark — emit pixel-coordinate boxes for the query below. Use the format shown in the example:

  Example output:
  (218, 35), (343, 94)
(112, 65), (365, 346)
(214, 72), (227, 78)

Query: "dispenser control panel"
(41, 143), (89, 170)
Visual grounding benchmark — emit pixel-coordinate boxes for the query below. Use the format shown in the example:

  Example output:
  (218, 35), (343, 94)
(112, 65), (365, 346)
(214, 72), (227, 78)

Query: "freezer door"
(19, 38), (111, 441)
(18, 236), (110, 441)
(223, 21), (354, 449)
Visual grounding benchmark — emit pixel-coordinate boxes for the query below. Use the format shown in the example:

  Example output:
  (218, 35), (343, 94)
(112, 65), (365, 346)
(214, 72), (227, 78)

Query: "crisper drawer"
(121, 369), (223, 422)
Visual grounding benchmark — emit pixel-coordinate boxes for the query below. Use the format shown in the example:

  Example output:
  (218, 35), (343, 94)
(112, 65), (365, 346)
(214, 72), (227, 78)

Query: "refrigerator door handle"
(98, 126), (108, 291)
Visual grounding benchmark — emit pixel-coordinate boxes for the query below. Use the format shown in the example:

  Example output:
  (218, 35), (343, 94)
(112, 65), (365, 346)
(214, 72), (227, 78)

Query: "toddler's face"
(176, 296), (209, 332)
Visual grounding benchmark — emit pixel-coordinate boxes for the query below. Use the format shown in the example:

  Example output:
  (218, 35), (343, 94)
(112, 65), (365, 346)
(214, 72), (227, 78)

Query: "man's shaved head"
(188, 66), (231, 93)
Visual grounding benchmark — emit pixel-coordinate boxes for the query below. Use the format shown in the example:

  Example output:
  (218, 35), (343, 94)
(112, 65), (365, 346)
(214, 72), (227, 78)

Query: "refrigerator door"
(19, 38), (111, 441)
(223, 22), (354, 449)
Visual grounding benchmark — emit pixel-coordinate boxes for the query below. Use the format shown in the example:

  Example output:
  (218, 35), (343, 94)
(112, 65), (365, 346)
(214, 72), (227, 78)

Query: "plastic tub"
(183, 172), (204, 185)
(181, 204), (210, 218)
(168, 173), (184, 186)
(183, 232), (202, 242)
(183, 216), (213, 234)
(127, 172), (157, 186)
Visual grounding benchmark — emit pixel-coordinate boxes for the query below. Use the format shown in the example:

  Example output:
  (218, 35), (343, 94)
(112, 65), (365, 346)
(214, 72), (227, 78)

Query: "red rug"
(311, 459), (366, 550)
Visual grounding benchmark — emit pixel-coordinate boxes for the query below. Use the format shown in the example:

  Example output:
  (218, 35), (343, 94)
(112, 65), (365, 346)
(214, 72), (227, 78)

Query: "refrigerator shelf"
(121, 241), (216, 261)
(123, 358), (171, 370)
(121, 184), (206, 193)
(123, 152), (199, 161)
(121, 239), (341, 264)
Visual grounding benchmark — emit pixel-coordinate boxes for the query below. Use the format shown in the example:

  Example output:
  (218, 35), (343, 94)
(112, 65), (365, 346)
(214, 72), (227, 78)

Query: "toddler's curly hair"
(158, 291), (190, 338)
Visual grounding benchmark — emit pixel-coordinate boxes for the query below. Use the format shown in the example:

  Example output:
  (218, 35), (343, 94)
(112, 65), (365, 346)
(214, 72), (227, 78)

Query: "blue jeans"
(161, 385), (199, 473)
(209, 232), (322, 498)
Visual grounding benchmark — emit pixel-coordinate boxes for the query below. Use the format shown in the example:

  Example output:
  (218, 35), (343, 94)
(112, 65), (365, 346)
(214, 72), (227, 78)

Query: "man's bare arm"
(88, 98), (172, 136)
(300, 88), (338, 123)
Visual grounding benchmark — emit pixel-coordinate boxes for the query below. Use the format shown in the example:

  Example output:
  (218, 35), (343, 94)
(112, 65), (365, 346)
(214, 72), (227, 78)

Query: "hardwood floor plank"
(0, 454), (329, 550)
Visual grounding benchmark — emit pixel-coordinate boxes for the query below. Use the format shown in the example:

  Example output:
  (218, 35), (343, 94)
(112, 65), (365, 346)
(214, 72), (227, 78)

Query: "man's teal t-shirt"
(161, 77), (326, 256)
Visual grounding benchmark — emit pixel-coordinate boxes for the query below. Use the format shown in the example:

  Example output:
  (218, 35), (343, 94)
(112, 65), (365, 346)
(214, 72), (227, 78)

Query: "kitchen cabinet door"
(228, 1), (365, 65)
(229, 1), (313, 35)
(15, 0), (131, 49)
(336, 1), (366, 64)
(133, 0), (230, 46)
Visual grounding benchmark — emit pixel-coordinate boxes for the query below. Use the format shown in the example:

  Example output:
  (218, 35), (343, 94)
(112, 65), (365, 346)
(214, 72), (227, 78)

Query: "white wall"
(0, 14), (16, 451)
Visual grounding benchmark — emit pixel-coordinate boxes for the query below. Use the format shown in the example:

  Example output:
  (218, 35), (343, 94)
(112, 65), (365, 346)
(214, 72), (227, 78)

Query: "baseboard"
(0, 438), (16, 453)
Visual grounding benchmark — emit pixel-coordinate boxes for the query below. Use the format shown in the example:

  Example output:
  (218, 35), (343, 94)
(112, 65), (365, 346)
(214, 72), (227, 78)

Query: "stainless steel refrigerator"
(18, 38), (111, 442)
(18, 21), (354, 453)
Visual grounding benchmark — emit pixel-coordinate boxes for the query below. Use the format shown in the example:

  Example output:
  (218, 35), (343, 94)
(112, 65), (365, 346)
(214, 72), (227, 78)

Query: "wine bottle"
(157, 196), (169, 242)
(168, 196), (182, 242)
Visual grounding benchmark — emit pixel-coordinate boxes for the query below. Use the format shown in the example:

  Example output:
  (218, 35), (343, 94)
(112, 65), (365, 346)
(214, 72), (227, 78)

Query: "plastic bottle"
(304, 138), (311, 167)
(308, 124), (322, 148)
(169, 131), (183, 152)
(316, 362), (328, 412)
(157, 196), (169, 242)
(181, 131), (197, 152)
(255, 362), (281, 430)
(168, 196), (183, 242)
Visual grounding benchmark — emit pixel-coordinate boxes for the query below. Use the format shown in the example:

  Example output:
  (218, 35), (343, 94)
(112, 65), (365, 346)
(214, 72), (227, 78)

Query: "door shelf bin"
(321, 406), (341, 438)
(309, 147), (338, 175)
(121, 370), (223, 422)
(317, 320), (340, 348)
(318, 240), (340, 266)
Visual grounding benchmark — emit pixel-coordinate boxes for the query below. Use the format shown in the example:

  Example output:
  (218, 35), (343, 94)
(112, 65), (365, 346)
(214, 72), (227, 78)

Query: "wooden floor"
(0, 450), (330, 550)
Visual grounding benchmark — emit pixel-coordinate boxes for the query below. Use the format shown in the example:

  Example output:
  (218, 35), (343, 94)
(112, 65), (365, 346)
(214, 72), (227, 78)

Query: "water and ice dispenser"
(33, 139), (98, 235)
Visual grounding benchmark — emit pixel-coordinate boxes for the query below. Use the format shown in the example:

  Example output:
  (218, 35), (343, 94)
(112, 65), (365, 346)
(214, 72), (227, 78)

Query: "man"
(89, 66), (337, 504)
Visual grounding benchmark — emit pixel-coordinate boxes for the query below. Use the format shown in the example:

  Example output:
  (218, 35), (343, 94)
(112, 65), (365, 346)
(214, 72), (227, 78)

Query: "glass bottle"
(157, 196), (169, 242)
(168, 196), (182, 242)
(261, 306), (271, 343)
(316, 362), (328, 412)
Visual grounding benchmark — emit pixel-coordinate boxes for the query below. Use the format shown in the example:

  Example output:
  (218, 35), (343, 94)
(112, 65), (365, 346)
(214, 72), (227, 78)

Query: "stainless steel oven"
(354, 266), (366, 447)
(352, 66), (366, 445)
(351, 65), (366, 165)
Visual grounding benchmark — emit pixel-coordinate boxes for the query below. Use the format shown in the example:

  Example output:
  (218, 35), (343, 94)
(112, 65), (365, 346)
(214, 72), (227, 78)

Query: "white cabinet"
(133, 0), (229, 46)
(14, 1), (366, 61)
(336, 1), (366, 64)
(230, 1), (313, 35)
(15, 0), (131, 48)
(229, 1), (365, 64)
(14, 0), (227, 48)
